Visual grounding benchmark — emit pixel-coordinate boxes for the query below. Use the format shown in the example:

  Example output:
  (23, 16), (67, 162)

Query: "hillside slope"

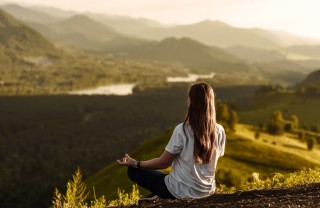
(135, 183), (320, 208)
(85, 124), (320, 200)
(239, 92), (320, 125)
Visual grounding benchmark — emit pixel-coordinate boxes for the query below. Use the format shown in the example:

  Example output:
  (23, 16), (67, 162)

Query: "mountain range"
(2, 3), (320, 51)
(1, 3), (319, 86)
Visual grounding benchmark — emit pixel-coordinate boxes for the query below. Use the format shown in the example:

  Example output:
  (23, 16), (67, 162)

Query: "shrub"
(254, 132), (260, 139)
(52, 168), (140, 208)
(284, 122), (293, 132)
(306, 137), (317, 150)
(267, 111), (284, 135)
(298, 131), (305, 140)
(52, 167), (89, 208)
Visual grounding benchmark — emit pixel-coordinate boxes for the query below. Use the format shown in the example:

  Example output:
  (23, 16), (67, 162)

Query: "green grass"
(85, 124), (320, 200)
(239, 92), (320, 126)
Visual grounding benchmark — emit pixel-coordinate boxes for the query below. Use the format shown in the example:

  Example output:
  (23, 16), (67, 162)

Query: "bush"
(52, 168), (140, 208)
(267, 111), (284, 135)
(306, 137), (317, 151)
(284, 122), (293, 132)
(254, 132), (260, 139)
(298, 131), (305, 140)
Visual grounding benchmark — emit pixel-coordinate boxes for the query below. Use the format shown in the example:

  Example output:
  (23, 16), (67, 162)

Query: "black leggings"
(127, 167), (176, 199)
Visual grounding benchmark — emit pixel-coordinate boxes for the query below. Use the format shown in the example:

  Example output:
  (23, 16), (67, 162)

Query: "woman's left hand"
(117, 153), (136, 167)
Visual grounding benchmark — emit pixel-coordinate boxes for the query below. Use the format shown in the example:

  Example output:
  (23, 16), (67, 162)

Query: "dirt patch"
(134, 183), (320, 208)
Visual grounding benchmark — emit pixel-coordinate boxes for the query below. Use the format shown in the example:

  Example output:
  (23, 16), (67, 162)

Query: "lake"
(68, 84), (135, 96)
(68, 73), (215, 95)
(167, 73), (215, 82)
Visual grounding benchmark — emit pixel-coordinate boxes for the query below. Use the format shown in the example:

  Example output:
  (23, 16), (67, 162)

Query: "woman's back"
(165, 123), (226, 198)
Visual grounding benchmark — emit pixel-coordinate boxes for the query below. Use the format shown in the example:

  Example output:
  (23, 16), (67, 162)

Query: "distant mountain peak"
(193, 19), (231, 28)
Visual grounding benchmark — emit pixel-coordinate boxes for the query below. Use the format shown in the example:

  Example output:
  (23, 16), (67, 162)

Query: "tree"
(295, 86), (305, 95)
(254, 132), (260, 139)
(284, 122), (293, 132)
(305, 85), (319, 97)
(217, 103), (230, 123)
(298, 131), (305, 140)
(290, 115), (299, 130)
(306, 137), (317, 151)
(267, 110), (284, 135)
(228, 110), (238, 132)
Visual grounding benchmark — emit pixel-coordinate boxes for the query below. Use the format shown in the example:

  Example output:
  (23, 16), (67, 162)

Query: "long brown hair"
(183, 82), (216, 164)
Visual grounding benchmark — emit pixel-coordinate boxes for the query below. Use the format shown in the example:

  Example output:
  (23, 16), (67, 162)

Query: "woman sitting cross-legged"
(117, 82), (226, 201)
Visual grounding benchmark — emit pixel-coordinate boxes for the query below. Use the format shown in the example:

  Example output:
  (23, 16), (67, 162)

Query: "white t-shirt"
(164, 123), (226, 198)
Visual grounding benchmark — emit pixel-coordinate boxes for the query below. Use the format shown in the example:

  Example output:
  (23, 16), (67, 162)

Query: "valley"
(0, 2), (319, 208)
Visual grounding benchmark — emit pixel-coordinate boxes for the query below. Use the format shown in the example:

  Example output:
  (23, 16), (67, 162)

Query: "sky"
(2, 0), (320, 39)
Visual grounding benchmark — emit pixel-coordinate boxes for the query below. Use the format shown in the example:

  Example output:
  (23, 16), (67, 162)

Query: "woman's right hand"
(117, 153), (136, 167)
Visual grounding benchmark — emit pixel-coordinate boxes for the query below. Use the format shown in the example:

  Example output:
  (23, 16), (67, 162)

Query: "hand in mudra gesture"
(117, 154), (136, 167)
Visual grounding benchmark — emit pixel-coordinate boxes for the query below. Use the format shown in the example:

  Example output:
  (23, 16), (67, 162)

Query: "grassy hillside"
(239, 92), (320, 126)
(85, 124), (320, 200)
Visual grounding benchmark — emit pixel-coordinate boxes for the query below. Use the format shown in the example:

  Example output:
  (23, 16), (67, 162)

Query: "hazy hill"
(137, 20), (281, 49)
(30, 5), (77, 18)
(285, 45), (320, 59)
(0, 8), (56, 59)
(105, 37), (257, 74)
(86, 13), (164, 36)
(26, 14), (123, 50)
(49, 15), (121, 41)
(0, 4), (61, 23)
(298, 69), (320, 87)
(226, 45), (286, 63)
